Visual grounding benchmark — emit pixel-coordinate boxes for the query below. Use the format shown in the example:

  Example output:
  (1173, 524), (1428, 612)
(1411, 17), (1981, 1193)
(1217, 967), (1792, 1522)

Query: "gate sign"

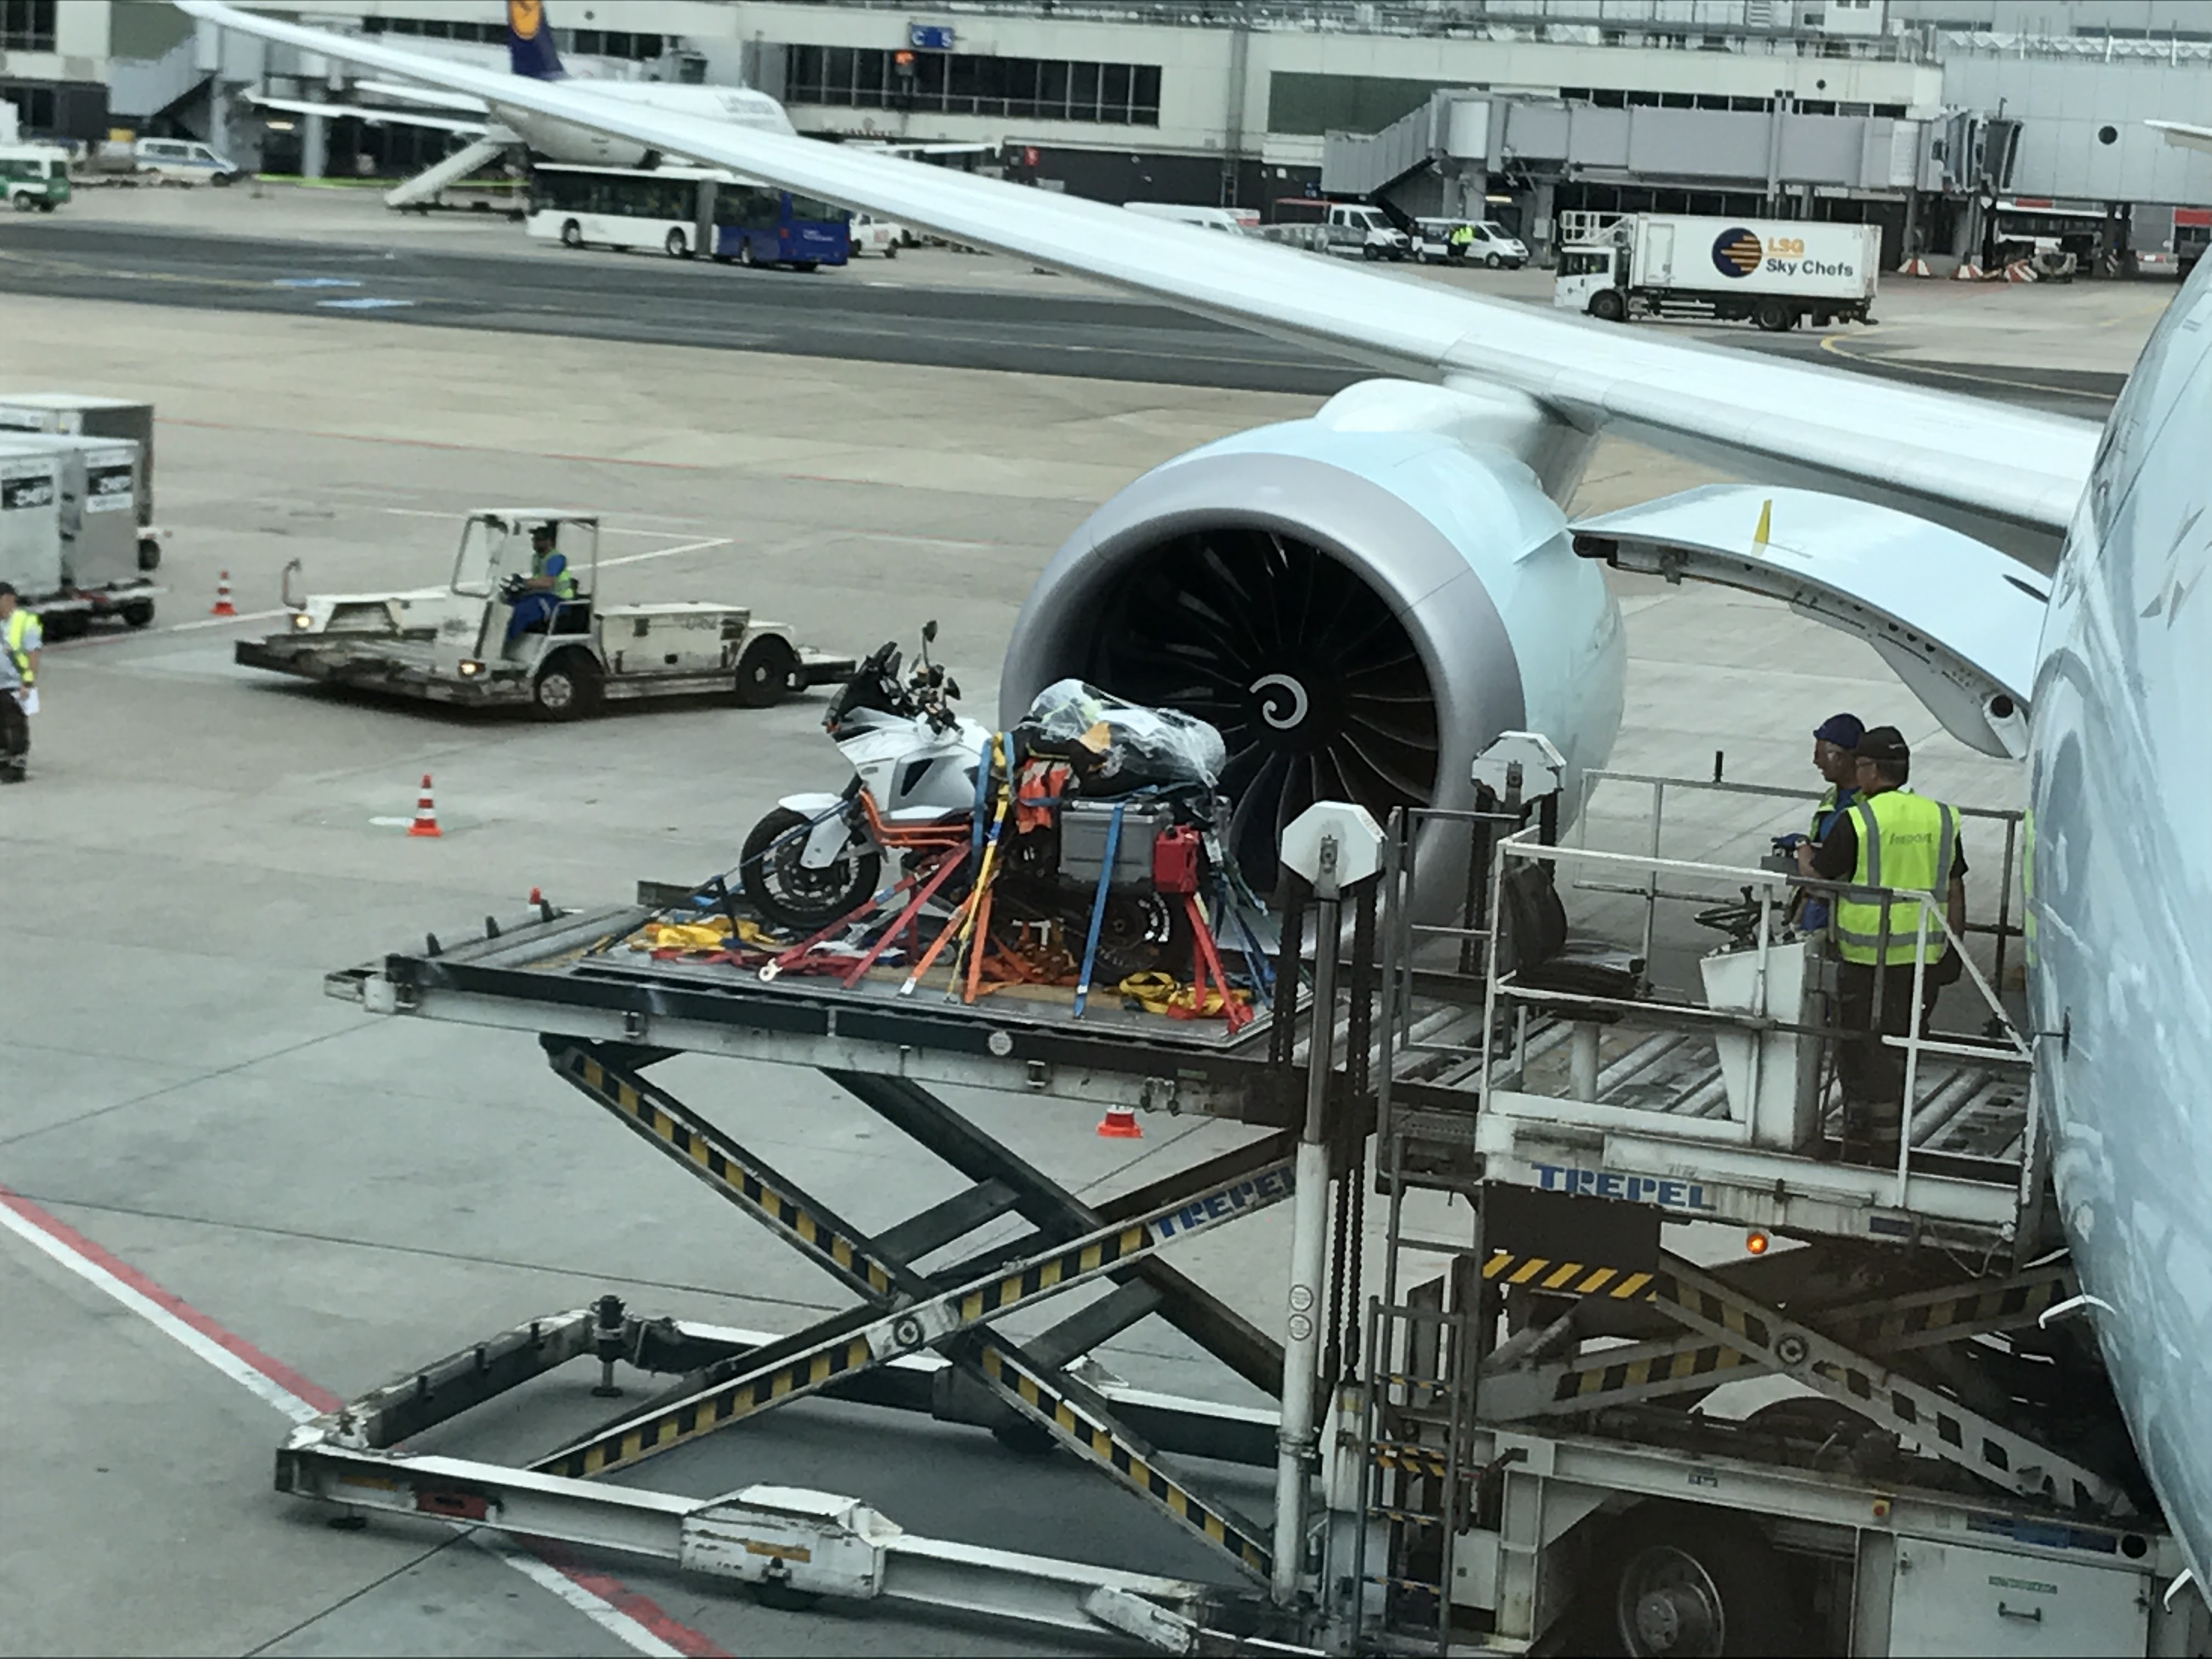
(909, 22), (955, 49)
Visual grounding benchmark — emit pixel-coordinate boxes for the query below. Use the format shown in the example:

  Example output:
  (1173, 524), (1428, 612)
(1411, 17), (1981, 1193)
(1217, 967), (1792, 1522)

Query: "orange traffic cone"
(210, 571), (236, 617)
(1096, 1105), (1142, 1139)
(408, 773), (442, 838)
(528, 887), (543, 905)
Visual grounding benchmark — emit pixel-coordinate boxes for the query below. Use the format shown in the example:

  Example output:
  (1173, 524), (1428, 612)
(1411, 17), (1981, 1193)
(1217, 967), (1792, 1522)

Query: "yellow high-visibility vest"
(1834, 789), (1960, 966)
(3, 609), (36, 686)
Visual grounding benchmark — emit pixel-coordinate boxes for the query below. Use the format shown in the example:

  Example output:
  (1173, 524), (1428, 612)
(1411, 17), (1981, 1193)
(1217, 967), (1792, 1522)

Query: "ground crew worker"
(505, 522), (577, 641)
(1448, 221), (1475, 259)
(1793, 713), (1863, 933)
(1797, 726), (1967, 1164)
(0, 582), (40, 784)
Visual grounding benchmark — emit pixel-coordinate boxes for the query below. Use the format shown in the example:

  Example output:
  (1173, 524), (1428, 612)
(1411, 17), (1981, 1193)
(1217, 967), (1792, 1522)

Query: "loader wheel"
(732, 636), (798, 708)
(532, 650), (601, 721)
(137, 537), (161, 572)
(739, 806), (881, 932)
(1590, 289), (1627, 323)
(121, 600), (156, 629)
(1594, 1504), (1806, 1657)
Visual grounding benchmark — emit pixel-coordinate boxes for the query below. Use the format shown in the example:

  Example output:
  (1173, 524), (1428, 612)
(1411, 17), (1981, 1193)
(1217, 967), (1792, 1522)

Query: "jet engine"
(1000, 381), (1628, 892)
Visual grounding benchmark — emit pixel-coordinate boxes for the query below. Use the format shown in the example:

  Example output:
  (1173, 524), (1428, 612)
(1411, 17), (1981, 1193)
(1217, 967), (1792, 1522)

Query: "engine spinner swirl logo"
(1711, 226), (1763, 278)
(1250, 673), (1310, 731)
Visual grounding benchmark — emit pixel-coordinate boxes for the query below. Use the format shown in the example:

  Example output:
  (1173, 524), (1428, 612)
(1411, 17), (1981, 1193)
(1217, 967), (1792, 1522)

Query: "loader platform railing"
(1375, 778), (2049, 1255)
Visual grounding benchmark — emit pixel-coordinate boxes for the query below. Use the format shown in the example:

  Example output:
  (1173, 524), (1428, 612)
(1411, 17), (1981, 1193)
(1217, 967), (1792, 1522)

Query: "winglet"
(1752, 497), (1773, 548)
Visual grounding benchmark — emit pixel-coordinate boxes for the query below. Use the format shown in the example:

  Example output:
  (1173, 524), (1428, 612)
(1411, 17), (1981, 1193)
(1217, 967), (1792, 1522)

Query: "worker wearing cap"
(0, 582), (40, 784)
(1797, 726), (1967, 1163)
(1793, 713), (1863, 934)
(506, 522), (577, 642)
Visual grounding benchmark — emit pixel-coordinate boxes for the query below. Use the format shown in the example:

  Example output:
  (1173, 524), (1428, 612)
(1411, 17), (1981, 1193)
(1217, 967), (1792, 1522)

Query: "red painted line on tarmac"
(0, 1183), (342, 1413)
(0, 1182), (729, 1658)
(524, 1538), (733, 1659)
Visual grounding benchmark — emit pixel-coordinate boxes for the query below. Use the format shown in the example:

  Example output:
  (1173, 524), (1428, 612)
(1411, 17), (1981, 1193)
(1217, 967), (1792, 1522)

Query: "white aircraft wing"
(245, 93), (486, 136)
(357, 78), (490, 116)
(2148, 119), (2212, 154)
(179, 0), (2096, 554)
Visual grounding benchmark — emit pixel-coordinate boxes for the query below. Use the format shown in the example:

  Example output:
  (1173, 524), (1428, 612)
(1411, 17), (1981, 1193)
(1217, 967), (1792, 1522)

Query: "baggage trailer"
(0, 431), (157, 637)
(236, 507), (854, 718)
(0, 394), (165, 571)
(1557, 214), (1881, 331)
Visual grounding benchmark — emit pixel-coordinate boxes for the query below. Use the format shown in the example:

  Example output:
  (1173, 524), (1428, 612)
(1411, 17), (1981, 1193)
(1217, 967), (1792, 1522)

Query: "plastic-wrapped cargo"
(1017, 678), (1227, 791)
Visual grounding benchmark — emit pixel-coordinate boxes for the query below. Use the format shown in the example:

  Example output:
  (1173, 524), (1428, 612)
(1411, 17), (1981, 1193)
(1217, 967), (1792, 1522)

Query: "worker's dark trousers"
(0, 690), (26, 778)
(1834, 961), (1925, 1156)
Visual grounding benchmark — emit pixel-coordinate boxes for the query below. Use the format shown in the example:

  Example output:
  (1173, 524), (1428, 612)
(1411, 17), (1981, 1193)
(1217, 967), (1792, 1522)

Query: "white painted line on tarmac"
(0, 1184), (727, 1659)
(597, 535), (735, 569)
(168, 607), (289, 632)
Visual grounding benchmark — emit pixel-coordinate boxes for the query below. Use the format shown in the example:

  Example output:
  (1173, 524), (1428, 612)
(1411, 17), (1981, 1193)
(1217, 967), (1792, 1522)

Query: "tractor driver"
(506, 522), (577, 641)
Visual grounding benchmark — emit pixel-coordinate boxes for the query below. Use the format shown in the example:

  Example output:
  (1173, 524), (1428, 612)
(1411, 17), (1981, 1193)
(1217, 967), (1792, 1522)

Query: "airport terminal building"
(5, 0), (2211, 267)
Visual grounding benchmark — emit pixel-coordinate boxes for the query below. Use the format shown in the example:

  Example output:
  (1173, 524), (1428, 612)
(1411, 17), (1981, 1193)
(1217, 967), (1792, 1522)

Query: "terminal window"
(785, 45), (1161, 126)
(0, 0), (55, 54)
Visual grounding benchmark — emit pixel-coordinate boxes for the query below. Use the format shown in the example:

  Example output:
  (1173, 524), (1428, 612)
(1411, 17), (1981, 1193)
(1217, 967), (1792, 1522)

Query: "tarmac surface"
(0, 185), (2168, 1656)
(0, 183), (2172, 413)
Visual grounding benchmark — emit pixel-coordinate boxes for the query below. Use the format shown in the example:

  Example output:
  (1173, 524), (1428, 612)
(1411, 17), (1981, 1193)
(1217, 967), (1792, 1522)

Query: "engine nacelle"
(1001, 380), (1627, 892)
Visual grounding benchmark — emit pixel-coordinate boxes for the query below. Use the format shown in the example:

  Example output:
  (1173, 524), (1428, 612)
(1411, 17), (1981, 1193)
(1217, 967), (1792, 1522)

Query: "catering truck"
(1556, 215), (1880, 331)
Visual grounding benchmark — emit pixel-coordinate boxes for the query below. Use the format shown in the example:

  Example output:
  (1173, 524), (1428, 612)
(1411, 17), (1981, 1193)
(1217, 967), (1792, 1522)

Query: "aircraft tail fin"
(506, 0), (566, 81)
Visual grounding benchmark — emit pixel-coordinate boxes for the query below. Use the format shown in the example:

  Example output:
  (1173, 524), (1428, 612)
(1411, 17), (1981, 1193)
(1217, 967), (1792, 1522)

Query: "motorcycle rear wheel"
(741, 808), (882, 933)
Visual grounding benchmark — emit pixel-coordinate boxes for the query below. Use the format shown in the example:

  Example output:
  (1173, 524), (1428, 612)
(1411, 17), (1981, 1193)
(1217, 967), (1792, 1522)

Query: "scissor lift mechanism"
(311, 893), (1338, 1650)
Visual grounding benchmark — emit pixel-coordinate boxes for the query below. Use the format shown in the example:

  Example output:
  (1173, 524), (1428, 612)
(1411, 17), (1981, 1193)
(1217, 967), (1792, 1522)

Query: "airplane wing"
(245, 93), (487, 136)
(179, 0), (2096, 557)
(2148, 119), (2212, 154)
(356, 78), (490, 116)
(850, 140), (1001, 157)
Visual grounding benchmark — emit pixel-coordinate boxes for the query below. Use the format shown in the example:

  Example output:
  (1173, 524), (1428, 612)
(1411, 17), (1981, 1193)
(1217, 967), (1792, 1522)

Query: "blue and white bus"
(526, 164), (850, 270)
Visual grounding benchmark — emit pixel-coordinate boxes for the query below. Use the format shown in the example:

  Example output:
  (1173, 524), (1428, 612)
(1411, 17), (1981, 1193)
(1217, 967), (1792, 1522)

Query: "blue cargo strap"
(1073, 801), (1126, 1019)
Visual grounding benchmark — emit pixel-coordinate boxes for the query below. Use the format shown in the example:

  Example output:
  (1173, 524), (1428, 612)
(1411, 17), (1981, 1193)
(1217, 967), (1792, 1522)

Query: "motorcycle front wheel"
(740, 808), (883, 933)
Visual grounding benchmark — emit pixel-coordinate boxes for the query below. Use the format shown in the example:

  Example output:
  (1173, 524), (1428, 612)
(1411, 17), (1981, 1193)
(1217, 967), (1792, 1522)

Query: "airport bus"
(526, 164), (850, 269)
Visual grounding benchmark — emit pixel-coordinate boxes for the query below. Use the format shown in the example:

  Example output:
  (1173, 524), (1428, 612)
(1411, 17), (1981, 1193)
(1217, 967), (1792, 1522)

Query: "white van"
(0, 145), (70, 212)
(1322, 202), (1409, 261)
(1122, 202), (1260, 235)
(1412, 217), (1529, 268)
(132, 137), (242, 185)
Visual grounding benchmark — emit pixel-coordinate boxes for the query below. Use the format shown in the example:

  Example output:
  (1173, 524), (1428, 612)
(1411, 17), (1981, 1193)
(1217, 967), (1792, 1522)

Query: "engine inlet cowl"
(1001, 399), (1624, 898)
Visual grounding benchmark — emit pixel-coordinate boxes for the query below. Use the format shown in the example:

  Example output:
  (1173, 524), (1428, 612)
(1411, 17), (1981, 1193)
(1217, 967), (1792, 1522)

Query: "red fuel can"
(1152, 825), (1204, 895)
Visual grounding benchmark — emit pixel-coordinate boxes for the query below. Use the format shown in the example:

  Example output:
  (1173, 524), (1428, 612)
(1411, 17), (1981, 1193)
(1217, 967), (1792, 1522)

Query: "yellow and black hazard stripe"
(561, 1049), (895, 1302)
(956, 1225), (1150, 1323)
(1551, 1343), (1754, 1403)
(538, 1334), (877, 1480)
(976, 1344), (1272, 1579)
(1824, 1270), (2073, 1353)
(1369, 1440), (1451, 1479)
(1644, 1276), (1773, 1351)
(1481, 1249), (1656, 1299)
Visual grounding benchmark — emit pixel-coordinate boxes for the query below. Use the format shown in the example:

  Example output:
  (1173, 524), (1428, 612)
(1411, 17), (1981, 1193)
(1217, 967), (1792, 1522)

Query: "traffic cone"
(1096, 1105), (1142, 1139)
(528, 887), (543, 905)
(408, 773), (442, 838)
(210, 571), (236, 617)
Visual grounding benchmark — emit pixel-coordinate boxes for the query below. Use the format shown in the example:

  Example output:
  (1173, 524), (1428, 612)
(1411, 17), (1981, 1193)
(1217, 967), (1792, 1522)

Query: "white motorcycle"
(738, 627), (1209, 986)
(740, 621), (988, 930)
